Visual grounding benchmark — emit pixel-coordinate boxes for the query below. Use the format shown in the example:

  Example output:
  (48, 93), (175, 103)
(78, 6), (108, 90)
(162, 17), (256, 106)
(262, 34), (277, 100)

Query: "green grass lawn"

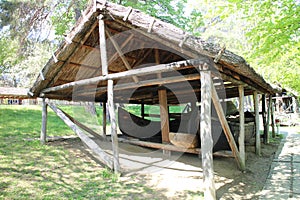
(0, 105), (153, 199)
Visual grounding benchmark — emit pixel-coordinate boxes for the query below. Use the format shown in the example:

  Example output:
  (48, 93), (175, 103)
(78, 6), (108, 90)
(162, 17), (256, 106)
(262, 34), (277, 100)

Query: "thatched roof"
(30, 0), (277, 104)
(0, 87), (29, 99)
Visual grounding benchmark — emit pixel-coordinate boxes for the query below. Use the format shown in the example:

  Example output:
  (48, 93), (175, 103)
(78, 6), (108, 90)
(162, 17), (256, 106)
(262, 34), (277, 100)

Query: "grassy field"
(0, 105), (154, 199)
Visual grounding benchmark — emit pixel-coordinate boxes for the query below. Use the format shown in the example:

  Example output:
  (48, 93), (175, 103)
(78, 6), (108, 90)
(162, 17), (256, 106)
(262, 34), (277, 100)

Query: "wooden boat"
(118, 107), (235, 152)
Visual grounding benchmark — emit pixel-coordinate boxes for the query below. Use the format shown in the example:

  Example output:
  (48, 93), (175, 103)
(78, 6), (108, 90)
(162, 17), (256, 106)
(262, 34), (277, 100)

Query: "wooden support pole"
(158, 89), (170, 144)
(200, 70), (216, 200)
(262, 94), (268, 144)
(99, 15), (108, 76)
(211, 81), (245, 171)
(238, 85), (245, 168)
(106, 30), (139, 83)
(253, 91), (261, 156)
(47, 102), (113, 169)
(41, 59), (204, 94)
(271, 99), (275, 138)
(103, 102), (107, 136)
(265, 94), (272, 143)
(107, 80), (120, 173)
(40, 98), (48, 144)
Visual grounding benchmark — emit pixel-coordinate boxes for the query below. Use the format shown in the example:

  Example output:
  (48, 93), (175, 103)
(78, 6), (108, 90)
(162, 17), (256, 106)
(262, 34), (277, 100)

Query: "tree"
(189, 0), (300, 94)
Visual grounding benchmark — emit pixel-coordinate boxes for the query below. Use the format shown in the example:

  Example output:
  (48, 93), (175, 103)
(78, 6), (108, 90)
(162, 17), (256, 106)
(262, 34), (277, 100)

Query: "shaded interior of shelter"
(37, 14), (264, 104)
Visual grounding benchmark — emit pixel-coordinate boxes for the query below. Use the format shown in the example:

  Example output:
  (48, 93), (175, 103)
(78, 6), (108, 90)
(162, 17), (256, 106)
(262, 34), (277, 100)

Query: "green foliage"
(190, 0), (300, 94)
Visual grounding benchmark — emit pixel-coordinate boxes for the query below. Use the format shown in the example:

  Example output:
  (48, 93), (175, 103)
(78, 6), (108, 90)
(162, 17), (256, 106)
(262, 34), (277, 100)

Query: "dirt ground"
(50, 137), (281, 200)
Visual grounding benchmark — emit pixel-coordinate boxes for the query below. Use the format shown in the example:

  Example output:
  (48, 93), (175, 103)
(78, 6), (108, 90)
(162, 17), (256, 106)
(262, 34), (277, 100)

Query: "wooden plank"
(211, 81), (245, 171)
(41, 59), (204, 94)
(253, 91), (261, 156)
(103, 102), (107, 135)
(99, 15), (108, 76)
(238, 85), (245, 168)
(200, 70), (216, 200)
(107, 80), (120, 173)
(47, 102), (114, 169)
(106, 30), (139, 83)
(158, 89), (170, 143)
(40, 98), (47, 144)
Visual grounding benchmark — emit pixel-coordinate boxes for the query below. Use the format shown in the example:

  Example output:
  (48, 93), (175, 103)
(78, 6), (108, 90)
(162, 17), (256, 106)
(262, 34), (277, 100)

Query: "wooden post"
(238, 86), (245, 168)
(99, 15), (108, 76)
(271, 99), (275, 138)
(158, 89), (170, 144)
(262, 94), (267, 144)
(102, 102), (107, 136)
(253, 91), (261, 156)
(47, 102), (114, 170)
(211, 82), (244, 170)
(265, 94), (272, 142)
(40, 98), (48, 144)
(107, 80), (120, 173)
(200, 70), (216, 200)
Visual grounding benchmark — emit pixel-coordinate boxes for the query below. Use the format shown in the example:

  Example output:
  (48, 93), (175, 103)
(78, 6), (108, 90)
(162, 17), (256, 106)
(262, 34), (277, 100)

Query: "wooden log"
(59, 108), (104, 140)
(270, 99), (275, 138)
(40, 98), (47, 144)
(107, 80), (120, 173)
(253, 91), (261, 156)
(158, 89), (170, 143)
(106, 30), (139, 83)
(238, 85), (245, 168)
(211, 80), (245, 171)
(265, 94), (272, 143)
(99, 15), (108, 76)
(103, 102), (107, 135)
(262, 94), (267, 144)
(41, 59), (207, 94)
(200, 70), (216, 200)
(47, 102), (114, 170)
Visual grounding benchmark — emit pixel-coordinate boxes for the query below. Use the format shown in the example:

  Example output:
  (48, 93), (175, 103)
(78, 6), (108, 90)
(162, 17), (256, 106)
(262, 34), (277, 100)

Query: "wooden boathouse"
(29, 1), (277, 199)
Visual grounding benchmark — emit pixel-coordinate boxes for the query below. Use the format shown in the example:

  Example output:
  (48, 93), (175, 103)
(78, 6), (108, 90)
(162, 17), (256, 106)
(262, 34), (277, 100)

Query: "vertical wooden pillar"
(200, 70), (216, 200)
(107, 80), (120, 173)
(238, 86), (245, 170)
(265, 94), (272, 143)
(262, 94), (268, 144)
(41, 98), (48, 144)
(253, 91), (261, 156)
(99, 15), (108, 76)
(158, 89), (170, 143)
(102, 102), (107, 136)
(271, 99), (275, 138)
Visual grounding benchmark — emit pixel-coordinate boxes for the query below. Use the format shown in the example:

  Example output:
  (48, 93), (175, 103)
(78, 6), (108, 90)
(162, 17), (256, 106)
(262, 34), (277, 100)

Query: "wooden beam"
(107, 33), (134, 65)
(238, 85), (245, 168)
(271, 99), (275, 138)
(155, 49), (162, 79)
(40, 98), (47, 144)
(262, 94), (267, 144)
(265, 94), (272, 143)
(47, 102), (113, 170)
(200, 70), (216, 200)
(253, 91), (261, 156)
(103, 102), (107, 136)
(211, 81), (245, 171)
(41, 59), (206, 94)
(107, 80), (120, 173)
(158, 89), (170, 143)
(106, 30), (139, 83)
(99, 15), (108, 76)
(59, 108), (104, 140)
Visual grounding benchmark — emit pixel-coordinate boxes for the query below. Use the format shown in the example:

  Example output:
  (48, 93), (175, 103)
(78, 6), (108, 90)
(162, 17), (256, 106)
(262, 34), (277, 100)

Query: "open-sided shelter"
(29, 1), (277, 198)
